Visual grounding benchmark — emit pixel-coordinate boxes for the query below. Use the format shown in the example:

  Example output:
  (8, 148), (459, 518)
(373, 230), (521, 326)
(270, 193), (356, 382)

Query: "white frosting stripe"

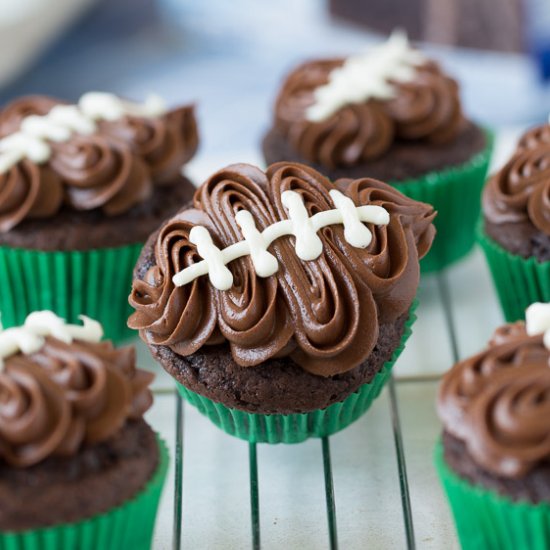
(281, 190), (324, 261)
(306, 30), (426, 122)
(189, 226), (234, 291)
(0, 92), (167, 174)
(235, 210), (279, 278)
(78, 92), (166, 121)
(172, 190), (390, 291)
(0, 312), (103, 367)
(526, 302), (550, 351)
(329, 189), (378, 247)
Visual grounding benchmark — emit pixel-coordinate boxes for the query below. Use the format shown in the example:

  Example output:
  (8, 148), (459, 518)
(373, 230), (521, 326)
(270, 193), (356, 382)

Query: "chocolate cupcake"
(479, 123), (550, 321)
(0, 92), (198, 341)
(435, 302), (550, 549)
(129, 161), (435, 443)
(263, 32), (493, 273)
(0, 311), (168, 548)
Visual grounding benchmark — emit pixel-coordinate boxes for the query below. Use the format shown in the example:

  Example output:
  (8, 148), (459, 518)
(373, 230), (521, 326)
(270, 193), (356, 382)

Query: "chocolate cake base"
(262, 122), (486, 183)
(0, 419), (159, 532)
(484, 219), (550, 263)
(442, 431), (550, 505)
(147, 311), (408, 415)
(0, 175), (195, 251)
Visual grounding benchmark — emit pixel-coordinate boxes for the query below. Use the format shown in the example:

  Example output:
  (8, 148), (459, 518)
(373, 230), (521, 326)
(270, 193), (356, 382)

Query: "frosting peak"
(0, 93), (198, 232)
(129, 162), (435, 377)
(0, 312), (154, 467)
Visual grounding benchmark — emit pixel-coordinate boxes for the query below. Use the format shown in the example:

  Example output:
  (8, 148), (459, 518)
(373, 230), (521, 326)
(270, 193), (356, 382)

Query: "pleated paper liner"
(434, 441), (550, 550)
(477, 223), (550, 322)
(394, 129), (494, 274)
(177, 301), (417, 444)
(0, 436), (169, 550)
(0, 242), (143, 343)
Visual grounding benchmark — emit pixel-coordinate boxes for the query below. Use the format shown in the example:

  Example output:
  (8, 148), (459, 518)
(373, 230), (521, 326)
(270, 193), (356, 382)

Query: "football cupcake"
(479, 122), (550, 322)
(129, 161), (435, 443)
(263, 31), (493, 273)
(0, 92), (198, 341)
(0, 311), (168, 549)
(436, 302), (550, 549)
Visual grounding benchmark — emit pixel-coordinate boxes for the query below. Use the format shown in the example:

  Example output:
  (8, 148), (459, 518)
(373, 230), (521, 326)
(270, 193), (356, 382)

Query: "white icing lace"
(306, 30), (426, 122)
(172, 189), (389, 291)
(0, 311), (103, 366)
(0, 92), (167, 174)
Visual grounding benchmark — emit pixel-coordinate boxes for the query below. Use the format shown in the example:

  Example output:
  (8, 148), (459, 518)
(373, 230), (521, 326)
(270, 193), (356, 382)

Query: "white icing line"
(525, 302), (550, 351)
(0, 92), (167, 174)
(281, 190), (324, 261)
(0, 311), (103, 367)
(235, 210), (279, 278)
(189, 226), (235, 291)
(79, 92), (166, 121)
(306, 30), (426, 122)
(172, 190), (389, 291)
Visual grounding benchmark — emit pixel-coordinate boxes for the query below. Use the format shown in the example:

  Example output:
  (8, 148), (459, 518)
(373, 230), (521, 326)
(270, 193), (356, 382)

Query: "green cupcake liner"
(476, 223), (550, 322)
(394, 129), (494, 274)
(434, 440), (550, 550)
(0, 242), (143, 342)
(177, 301), (417, 444)
(0, 435), (169, 550)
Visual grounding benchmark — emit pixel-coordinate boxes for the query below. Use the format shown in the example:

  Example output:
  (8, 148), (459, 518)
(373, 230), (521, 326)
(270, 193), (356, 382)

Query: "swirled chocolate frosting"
(129, 162), (435, 377)
(0, 338), (153, 467)
(0, 95), (198, 232)
(483, 123), (550, 236)
(272, 58), (464, 170)
(438, 322), (550, 478)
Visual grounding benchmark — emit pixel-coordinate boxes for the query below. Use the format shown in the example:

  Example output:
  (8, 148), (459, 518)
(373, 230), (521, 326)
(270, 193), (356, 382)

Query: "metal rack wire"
(170, 271), (459, 550)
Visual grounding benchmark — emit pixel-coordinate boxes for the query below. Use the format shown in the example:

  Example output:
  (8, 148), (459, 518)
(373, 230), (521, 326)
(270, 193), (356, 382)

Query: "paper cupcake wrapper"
(434, 440), (550, 550)
(0, 242), (143, 342)
(177, 301), (417, 444)
(0, 435), (169, 550)
(477, 223), (550, 322)
(394, 129), (494, 274)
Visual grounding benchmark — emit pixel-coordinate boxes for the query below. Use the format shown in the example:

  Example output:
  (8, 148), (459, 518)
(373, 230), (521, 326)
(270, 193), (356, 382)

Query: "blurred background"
(1, 0), (550, 168)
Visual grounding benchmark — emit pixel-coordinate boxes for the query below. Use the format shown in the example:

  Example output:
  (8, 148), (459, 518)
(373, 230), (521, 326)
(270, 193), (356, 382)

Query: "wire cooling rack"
(155, 266), (490, 550)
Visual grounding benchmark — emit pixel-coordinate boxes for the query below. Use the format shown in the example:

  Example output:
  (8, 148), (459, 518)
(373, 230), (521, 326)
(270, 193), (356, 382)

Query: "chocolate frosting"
(483, 123), (550, 236)
(0, 95), (198, 232)
(272, 58), (464, 169)
(129, 162), (435, 376)
(0, 338), (153, 467)
(438, 322), (550, 478)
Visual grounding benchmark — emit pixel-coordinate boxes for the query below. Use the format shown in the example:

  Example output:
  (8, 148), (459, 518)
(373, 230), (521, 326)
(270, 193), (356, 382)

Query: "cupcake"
(129, 161), (435, 443)
(262, 31), (493, 273)
(0, 311), (168, 548)
(479, 123), (550, 322)
(436, 302), (550, 549)
(0, 92), (199, 341)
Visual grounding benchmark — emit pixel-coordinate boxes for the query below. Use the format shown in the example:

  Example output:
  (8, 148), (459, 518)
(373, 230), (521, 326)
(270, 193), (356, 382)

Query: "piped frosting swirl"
(483, 122), (550, 236)
(0, 312), (154, 467)
(129, 162), (435, 377)
(438, 303), (550, 479)
(272, 32), (464, 169)
(0, 93), (198, 232)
